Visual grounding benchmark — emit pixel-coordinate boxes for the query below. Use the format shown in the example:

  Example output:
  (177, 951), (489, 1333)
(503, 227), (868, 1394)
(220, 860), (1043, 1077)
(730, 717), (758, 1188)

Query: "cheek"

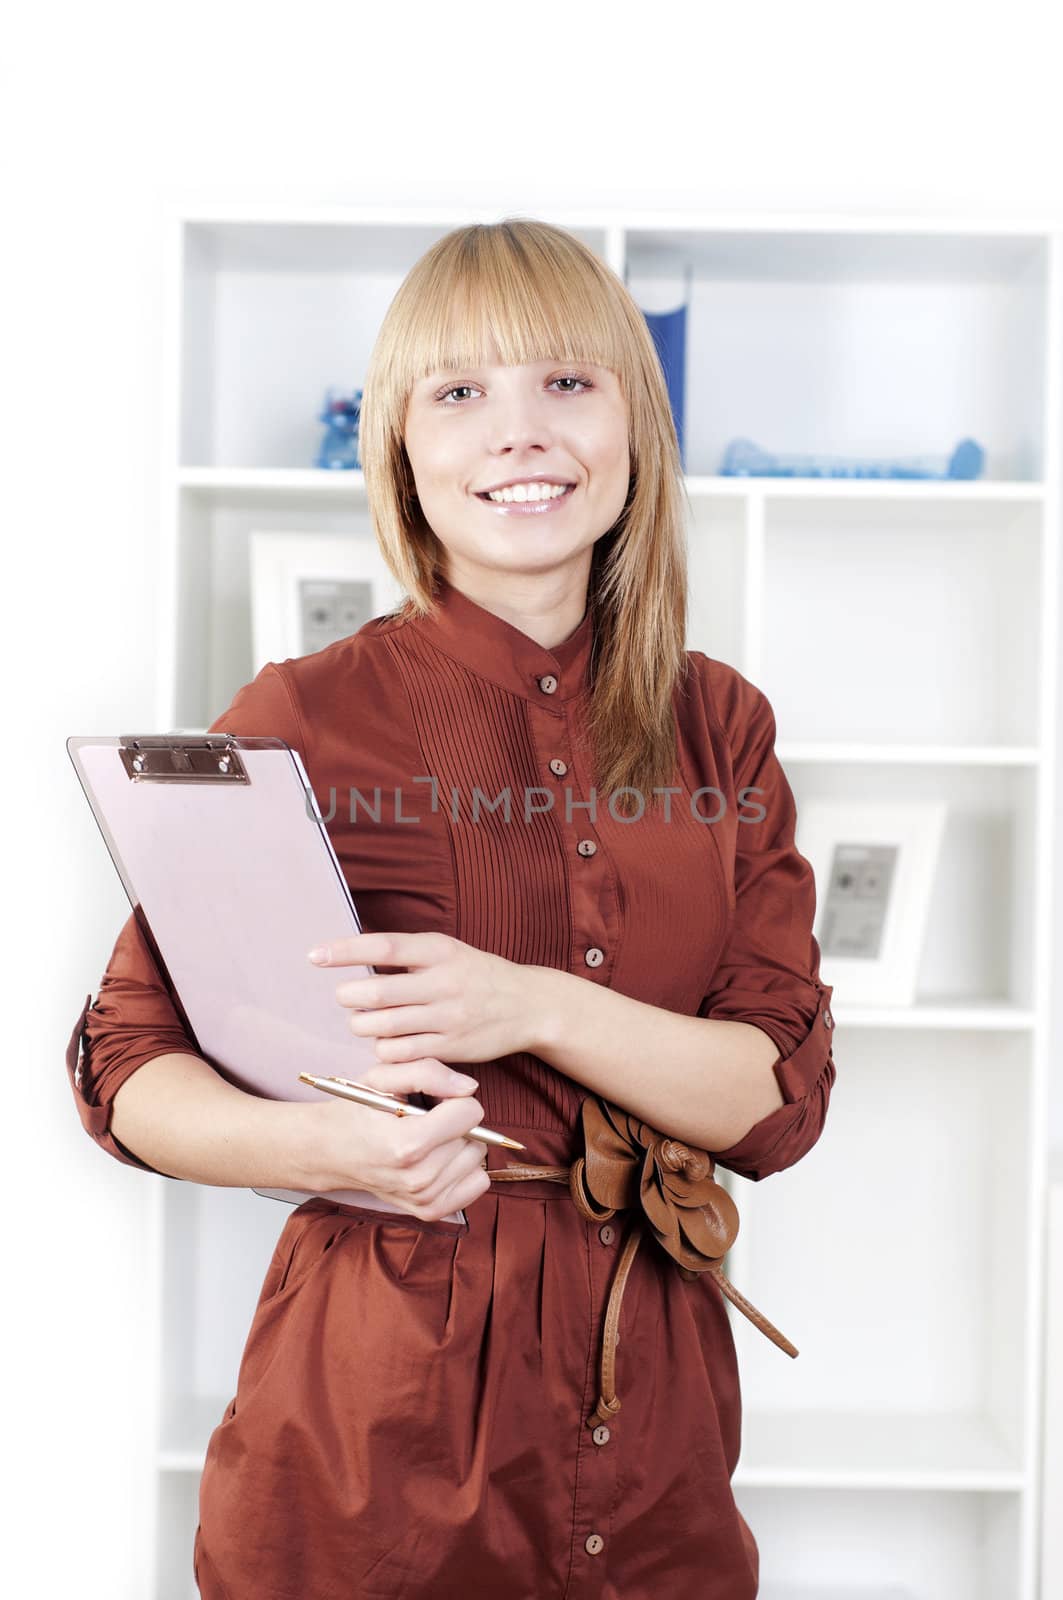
(421, 442), (475, 497)
(590, 440), (631, 492)
(404, 421), (454, 487)
(582, 413), (630, 482)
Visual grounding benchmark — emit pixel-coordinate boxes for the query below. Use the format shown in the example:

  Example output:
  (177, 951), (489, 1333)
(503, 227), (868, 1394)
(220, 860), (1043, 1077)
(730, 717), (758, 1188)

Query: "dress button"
(576, 838), (597, 857)
(592, 1425), (611, 1446)
(538, 674), (558, 695)
(823, 1008), (834, 1029)
(599, 1224), (615, 1245)
(585, 1534), (605, 1556)
(584, 947), (604, 968)
(549, 758), (568, 776)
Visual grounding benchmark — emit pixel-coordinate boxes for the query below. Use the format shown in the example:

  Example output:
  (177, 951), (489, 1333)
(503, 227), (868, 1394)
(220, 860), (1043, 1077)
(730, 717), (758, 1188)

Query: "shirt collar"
(409, 572), (595, 704)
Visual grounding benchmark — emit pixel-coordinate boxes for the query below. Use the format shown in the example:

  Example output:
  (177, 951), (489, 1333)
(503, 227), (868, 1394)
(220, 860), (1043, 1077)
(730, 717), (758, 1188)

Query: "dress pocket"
(257, 1202), (366, 1310)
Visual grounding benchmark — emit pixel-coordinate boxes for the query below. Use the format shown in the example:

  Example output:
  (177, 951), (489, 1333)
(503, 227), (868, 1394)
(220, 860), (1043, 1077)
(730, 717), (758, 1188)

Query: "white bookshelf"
(141, 206), (1060, 1599)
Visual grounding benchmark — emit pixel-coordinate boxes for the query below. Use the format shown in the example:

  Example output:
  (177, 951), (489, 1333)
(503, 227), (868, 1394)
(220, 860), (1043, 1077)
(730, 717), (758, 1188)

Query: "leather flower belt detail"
(489, 1095), (798, 1430)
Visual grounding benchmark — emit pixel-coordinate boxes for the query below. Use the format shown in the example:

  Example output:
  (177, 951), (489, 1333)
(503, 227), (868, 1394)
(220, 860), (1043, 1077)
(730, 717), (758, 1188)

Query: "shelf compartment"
(722, 1028), (1031, 1480)
(160, 1182), (291, 1462)
(173, 486), (385, 724)
(159, 1393), (238, 1472)
(180, 220), (610, 470)
(623, 226), (1049, 480)
(788, 761), (1038, 1010)
(758, 497), (1043, 747)
(157, 1469), (200, 1600)
(735, 1486), (1020, 1600)
(685, 493), (747, 664)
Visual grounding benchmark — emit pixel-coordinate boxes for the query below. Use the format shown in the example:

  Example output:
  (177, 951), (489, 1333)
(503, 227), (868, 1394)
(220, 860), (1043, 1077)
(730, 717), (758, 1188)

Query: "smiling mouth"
(475, 484), (577, 503)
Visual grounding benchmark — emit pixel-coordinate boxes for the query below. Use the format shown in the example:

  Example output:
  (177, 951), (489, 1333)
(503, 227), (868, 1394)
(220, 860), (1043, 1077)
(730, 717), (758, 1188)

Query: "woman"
(67, 218), (837, 1599)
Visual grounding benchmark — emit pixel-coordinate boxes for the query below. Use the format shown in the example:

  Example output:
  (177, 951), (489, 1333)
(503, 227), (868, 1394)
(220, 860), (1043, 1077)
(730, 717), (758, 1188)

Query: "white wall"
(8, 1), (1063, 1593)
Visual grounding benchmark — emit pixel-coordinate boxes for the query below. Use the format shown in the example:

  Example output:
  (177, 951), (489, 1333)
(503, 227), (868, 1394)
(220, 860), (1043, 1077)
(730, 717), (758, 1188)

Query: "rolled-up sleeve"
(697, 662), (837, 1182)
(68, 662), (307, 1173)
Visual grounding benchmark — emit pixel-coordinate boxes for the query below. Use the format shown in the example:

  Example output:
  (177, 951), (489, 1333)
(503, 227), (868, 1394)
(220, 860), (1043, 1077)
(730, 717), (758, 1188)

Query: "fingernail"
(307, 947), (329, 964)
(453, 1072), (478, 1088)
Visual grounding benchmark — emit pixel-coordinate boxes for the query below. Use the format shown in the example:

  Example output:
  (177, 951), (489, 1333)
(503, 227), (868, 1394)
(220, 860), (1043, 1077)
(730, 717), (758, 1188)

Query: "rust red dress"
(66, 573), (836, 1600)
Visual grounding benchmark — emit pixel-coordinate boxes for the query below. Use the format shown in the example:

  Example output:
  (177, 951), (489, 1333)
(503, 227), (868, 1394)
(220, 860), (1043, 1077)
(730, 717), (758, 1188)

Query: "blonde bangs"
(382, 224), (637, 415)
(360, 217), (692, 815)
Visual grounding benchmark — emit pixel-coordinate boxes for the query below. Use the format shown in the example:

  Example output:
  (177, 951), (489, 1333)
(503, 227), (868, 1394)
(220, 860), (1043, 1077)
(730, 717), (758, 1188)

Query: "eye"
(431, 372), (596, 405)
(434, 383), (483, 404)
(550, 374), (594, 394)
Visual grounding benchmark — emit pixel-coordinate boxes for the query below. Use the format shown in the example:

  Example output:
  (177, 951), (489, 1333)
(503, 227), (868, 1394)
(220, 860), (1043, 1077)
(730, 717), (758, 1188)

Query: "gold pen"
(297, 1073), (526, 1151)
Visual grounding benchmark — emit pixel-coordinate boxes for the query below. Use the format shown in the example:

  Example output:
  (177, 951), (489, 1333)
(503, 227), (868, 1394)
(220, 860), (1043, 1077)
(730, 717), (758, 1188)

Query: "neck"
(438, 562), (589, 653)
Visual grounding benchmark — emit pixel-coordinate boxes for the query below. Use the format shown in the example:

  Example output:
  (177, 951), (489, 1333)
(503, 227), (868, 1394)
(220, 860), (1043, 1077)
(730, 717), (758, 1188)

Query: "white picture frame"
(249, 529), (407, 672)
(795, 799), (947, 1006)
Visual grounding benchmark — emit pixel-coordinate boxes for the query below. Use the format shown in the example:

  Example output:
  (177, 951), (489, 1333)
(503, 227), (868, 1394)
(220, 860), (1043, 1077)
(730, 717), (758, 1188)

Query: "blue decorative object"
(719, 436), (985, 481)
(315, 387), (363, 470)
(642, 304), (688, 469)
(627, 257), (692, 470)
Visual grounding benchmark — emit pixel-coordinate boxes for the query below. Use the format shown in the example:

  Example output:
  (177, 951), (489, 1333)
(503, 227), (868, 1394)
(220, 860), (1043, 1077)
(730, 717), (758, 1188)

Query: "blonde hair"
(359, 217), (692, 815)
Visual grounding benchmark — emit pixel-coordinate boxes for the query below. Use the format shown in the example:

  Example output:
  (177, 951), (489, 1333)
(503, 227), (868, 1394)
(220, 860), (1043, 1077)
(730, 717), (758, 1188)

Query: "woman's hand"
(306, 1058), (492, 1222)
(307, 930), (548, 1065)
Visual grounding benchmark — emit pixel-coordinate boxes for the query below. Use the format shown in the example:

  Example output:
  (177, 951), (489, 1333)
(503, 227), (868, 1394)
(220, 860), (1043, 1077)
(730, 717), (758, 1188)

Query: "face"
(403, 356), (630, 597)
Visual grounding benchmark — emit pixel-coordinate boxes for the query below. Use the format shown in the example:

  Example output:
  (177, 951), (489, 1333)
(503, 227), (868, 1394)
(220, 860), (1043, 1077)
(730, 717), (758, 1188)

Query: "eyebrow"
(421, 361), (609, 383)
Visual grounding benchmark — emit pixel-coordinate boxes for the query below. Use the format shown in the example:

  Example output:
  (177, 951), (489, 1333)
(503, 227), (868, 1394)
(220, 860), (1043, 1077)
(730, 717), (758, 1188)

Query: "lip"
(474, 484), (577, 516)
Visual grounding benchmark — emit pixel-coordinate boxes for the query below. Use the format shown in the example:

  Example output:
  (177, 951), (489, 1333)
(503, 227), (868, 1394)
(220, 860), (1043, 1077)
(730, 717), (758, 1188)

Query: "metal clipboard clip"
(118, 733), (250, 784)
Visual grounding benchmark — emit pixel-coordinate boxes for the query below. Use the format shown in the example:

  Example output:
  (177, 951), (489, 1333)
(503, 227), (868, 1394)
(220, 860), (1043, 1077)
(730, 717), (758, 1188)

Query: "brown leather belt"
(488, 1099), (799, 1432)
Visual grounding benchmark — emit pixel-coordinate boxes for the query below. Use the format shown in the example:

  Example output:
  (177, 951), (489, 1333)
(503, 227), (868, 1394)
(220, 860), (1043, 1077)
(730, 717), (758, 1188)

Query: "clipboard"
(66, 731), (467, 1226)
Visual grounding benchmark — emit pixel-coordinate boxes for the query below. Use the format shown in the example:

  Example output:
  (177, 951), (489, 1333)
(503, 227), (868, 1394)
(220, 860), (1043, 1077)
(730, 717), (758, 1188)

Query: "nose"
(487, 389), (555, 455)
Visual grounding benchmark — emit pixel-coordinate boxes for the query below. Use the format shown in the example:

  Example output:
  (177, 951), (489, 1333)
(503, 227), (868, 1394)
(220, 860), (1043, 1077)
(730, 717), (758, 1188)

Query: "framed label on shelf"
(797, 799), (947, 1005)
(249, 529), (407, 669)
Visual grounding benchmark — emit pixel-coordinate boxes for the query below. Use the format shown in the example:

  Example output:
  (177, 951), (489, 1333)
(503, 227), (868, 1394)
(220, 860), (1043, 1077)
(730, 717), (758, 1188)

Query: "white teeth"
(485, 482), (572, 504)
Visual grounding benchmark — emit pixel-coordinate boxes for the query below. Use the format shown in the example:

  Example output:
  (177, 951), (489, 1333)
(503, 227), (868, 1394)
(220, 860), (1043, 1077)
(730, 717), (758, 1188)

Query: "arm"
(67, 663), (318, 1184)
(528, 975), (785, 1154)
(109, 1053), (323, 1188)
(530, 660), (836, 1181)
(690, 663), (836, 1179)
(67, 963), (322, 1189)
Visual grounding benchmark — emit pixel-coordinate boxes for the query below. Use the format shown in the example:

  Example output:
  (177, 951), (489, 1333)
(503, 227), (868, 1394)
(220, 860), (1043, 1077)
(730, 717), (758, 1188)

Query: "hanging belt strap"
(489, 1116), (798, 1432)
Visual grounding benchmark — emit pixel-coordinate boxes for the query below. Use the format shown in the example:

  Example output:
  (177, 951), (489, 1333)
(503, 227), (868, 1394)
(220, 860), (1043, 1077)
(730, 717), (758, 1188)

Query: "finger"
(401, 1122), (486, 1195)
(372, 1033), (457, 1064)
(392, 1092), (485, 1163)
(356, 1058), (479, 1097)
(409, 1137), (490, 1208)
(349, 1005), (442, 1040)
(308, 931), (451, 969)
(434, 1159), (493, 1218)
(334, 971), (439, 1009)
